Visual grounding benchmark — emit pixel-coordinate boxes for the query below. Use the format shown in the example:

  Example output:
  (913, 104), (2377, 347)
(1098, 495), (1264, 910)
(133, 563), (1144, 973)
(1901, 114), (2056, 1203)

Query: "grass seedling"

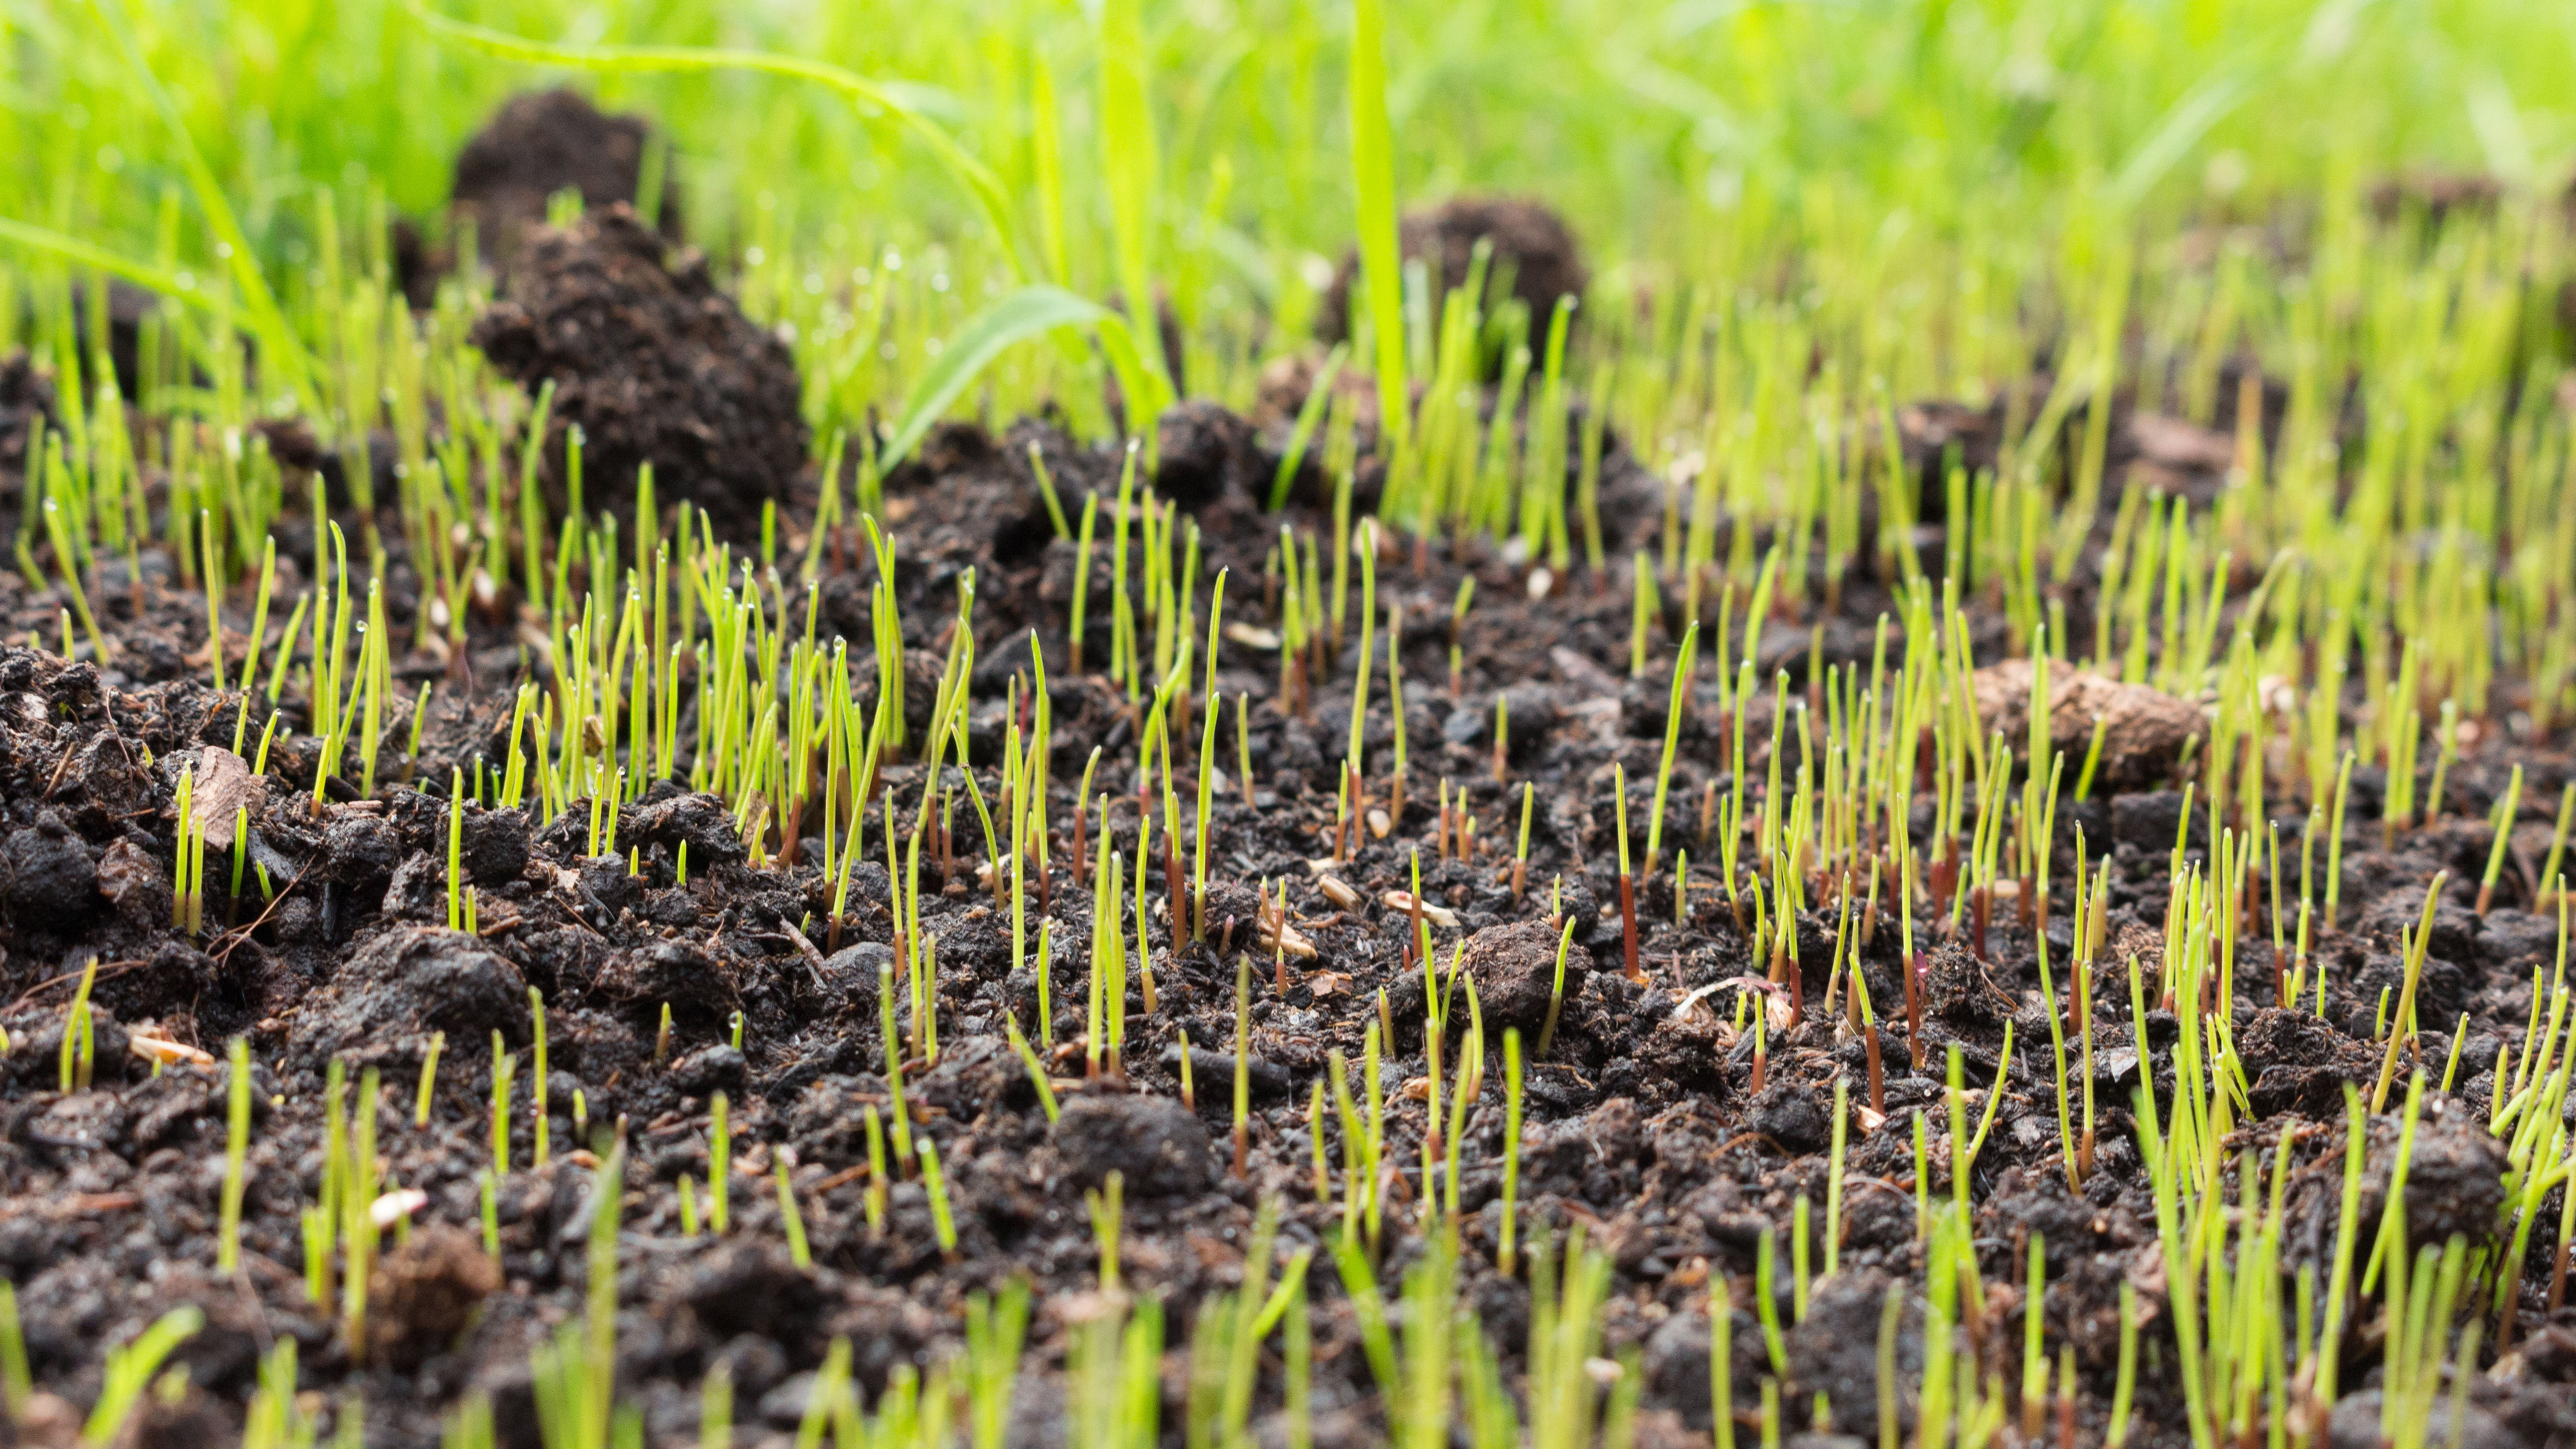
(1536, 915), (1577, 1057)
(1087, 1171), (1124, 1292)
(1629, 555), (1658, 677)
(483, 1030), (515, 1185)
(58, 957), (97, 1093)
(698, 1360), (731, 1449)
(1877, 1284), (1902, 1449)
(775, 1160), (810, 1268)
(1232, 954), (1252, 1179)
(81, 1307), (204, 1448)
(1192, 570), (1228, 940)
(447, 769), (466, 931)
(708, 1092), (731, 1232)
(1235, 692), (1256, 808)
(1753, 1230), (1788, 1375)
(879, 958), (915, 1165)
(2370, 872), (2449, 1111)
(1501, 1027), (1524, 1272)
(2327, 751), (2354, 930)
(1513, 782), (1535, 901)
(1347, 0), (1405, 435)
(1711, 1270), (1735, 1449)
(964, 1280), (1032, 1449)
(1006, 1019), (1060, 1122)
(1614, 762), (1641, 983)
(0, 1281), (26, 1420)
(219, 1037), (251, 1275)
(341, 1068), (380, 1357)
(1645, 621), (1699, 880)
(528, 988), (549, 1167)
(2106, 1282), (2137, 1447)
(1308, 1081), (1331, 1204)
(2480, 764), (2524, 913)
(1792, 1196), (1811, 1321)
(1824, 1078), (1848, 1277)
(920, 1137), (959, 1258)
(862, 1106), (888, 1237)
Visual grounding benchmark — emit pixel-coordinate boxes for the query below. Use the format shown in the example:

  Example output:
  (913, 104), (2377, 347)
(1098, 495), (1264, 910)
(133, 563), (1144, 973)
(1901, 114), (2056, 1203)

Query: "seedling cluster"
(0, 0), (2574, 1444)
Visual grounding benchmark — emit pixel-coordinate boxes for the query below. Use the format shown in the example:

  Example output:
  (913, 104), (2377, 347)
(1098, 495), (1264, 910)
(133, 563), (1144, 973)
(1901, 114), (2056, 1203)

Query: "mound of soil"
(469, 204), (807, 539)
(451, 88), (684, 264)
(1318, 196), (1590, 356)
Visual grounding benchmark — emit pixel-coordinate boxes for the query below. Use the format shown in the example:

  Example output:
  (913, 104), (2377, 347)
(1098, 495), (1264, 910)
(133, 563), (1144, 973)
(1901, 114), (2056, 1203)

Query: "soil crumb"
(452, 88), (684, 265)
(369, 1226), (502, 1367)
(1318, 196), (1589, 352)
(1051, 1092), (1214, 1197)
(470, 205), (807, 539)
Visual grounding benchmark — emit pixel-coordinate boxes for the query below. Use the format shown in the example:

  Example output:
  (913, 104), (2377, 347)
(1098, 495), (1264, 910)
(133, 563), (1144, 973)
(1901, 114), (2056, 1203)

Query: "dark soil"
(1318, 196), (1590, 355)
(451, 88), (685, 267)
(2, 249), (2574, 1449)
(470, 204), (807, 541)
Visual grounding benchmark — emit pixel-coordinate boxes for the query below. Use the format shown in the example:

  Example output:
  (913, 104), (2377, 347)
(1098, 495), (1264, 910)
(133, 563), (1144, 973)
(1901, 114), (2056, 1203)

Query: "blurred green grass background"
(13, 0), (2575, 311)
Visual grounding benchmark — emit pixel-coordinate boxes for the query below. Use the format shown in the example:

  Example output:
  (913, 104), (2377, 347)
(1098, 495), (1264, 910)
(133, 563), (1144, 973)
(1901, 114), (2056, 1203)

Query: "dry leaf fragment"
(1380, 891), (1459, 929)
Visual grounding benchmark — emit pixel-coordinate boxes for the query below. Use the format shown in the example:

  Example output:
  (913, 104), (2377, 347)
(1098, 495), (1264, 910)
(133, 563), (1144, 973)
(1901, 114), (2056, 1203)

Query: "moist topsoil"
(0, 302), (2573, 1449)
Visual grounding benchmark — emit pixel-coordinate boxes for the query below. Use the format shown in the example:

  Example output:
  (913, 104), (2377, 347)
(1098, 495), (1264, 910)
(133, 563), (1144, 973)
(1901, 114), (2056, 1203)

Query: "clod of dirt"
(1744, 1083), (1828, 1153)
(683, 1241), (828, 1346)
(2360, 1096), (2507, 1254)
(2108, 790), (2199, 852)
(287, 925), (532, 1067)
(369, 1226), (502, 1368)
(451, 89), (684, 264)
(1447, 917), (1588, 1035)
(2238, 1008), (2380, 1118)
(1318, 196), (1590, 354)
(1641, 1302), (1764, 1428)
(315, 810), (403, 887)
(913, 1036), (1036, 1120)
(1787, 1271), (1922, 1436)
(2, 815), (99, 934)
(2526, 1323), (2576, 1382)
(1971, 660), (2203, 794)
(1050, 1091), (1213, 1197)
(623, 791), (753, 870)
(1157, 1044), (1291, 1101)
(669, 1044), (746, 1095)
(470, 205), (806, 540)
(1154, 401), (1260, 509)
(786, 1075), (893, 1169)
(596, 938), (739, 1020)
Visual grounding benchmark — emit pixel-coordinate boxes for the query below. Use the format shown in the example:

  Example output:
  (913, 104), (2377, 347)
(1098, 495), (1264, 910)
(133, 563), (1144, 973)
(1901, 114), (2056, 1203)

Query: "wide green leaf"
(880, 286), (1112, 467)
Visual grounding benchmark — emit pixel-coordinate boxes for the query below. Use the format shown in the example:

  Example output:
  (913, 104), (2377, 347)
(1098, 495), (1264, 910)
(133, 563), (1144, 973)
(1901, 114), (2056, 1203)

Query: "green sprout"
(219, 1037), (251, 1275)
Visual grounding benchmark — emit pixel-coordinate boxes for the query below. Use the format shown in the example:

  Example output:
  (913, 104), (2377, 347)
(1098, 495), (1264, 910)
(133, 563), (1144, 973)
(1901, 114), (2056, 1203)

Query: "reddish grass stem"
(1904, 952), (1926, 1069)
(1618, 871), (1642, 984)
